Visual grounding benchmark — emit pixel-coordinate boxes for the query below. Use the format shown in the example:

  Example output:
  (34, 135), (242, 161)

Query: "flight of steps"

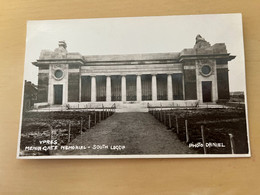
(116, 102), (148, 112)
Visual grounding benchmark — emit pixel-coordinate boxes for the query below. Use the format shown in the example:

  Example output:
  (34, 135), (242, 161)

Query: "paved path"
(57, 112), (195, 156)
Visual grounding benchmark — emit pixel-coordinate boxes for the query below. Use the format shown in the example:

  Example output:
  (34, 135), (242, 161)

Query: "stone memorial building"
(32, 35), (235, 110)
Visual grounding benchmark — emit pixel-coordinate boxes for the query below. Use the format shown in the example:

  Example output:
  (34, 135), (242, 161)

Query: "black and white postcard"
(17, 14), (250, 159)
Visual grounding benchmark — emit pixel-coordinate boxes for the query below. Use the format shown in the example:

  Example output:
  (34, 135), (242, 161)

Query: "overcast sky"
(24, 13), (246, 92)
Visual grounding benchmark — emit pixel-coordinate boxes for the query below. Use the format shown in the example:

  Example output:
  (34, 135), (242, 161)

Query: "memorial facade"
(33, 35), (235, 108)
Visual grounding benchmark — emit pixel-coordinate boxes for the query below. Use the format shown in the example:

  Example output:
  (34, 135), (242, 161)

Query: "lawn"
(149, 107), (249, 154)
(19, 110), (113, 156)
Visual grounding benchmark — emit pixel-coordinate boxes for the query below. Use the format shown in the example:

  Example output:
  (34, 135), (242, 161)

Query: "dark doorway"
(126, 75), (136, 101)
(81, 76), (91, 102)
(141, 74), (152, 101)
(54, 85), (63, 105)
(111, 76), (121, 101)
(172, 73), (183, 100)
(96, 76), (106, 101)
(157, 74), (167, 100)
(202, 81), (212, 102)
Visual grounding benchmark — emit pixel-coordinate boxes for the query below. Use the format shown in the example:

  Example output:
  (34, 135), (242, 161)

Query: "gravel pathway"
(56, 112), (195, 156)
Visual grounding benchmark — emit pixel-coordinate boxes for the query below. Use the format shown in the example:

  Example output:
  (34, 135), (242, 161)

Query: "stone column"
(167, 74), (173, 101)
(182, 73), (185, 100)
(91, 75), (96, 102)
(79, 75), (82, 102)
(121, 75), (126, 102)
(106, 76), (111, 102)
(136, 74), (142, 102)
(152, 74), (157, 101)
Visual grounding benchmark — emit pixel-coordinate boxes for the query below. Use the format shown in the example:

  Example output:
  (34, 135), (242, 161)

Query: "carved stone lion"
(194, 35), (211, 49)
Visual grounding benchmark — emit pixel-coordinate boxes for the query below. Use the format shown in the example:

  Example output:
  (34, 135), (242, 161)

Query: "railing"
(148, 107), (247, 154)
(66, 103), (116, 112)
(20, 108), (116, 156)
(147, 101), (245, 111)
(147, 102), (199, 111)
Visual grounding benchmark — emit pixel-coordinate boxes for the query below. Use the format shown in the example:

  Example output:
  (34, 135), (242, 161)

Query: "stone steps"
(117, 102), (148, 112)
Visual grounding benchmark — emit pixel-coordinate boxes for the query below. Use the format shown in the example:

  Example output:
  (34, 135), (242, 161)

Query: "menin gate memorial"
(33, 35), (235, 110)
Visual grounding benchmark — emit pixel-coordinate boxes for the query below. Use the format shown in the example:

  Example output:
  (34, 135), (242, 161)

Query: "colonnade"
(88, 74), (176, 102)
